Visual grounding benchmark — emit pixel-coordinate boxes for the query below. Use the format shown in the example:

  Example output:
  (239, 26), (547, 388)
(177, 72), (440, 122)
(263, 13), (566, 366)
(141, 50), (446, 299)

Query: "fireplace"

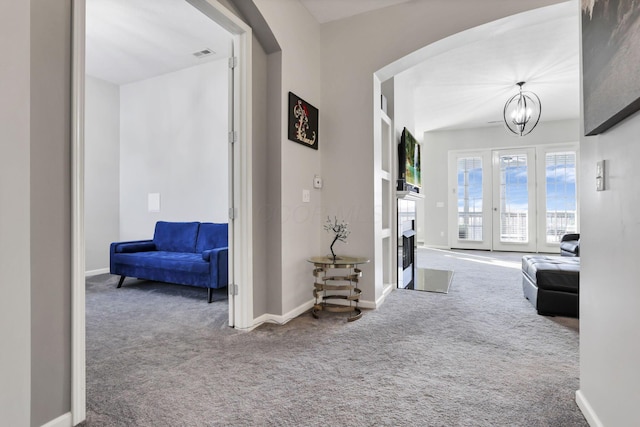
(398, 198), (416, 289)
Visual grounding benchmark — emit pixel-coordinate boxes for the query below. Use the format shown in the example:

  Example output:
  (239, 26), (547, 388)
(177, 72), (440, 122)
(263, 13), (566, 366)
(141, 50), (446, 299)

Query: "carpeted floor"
(84, 248), (585, 426)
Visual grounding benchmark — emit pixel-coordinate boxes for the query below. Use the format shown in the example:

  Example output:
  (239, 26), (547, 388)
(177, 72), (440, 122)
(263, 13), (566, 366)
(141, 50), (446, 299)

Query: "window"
(545, 152), (577, 243)
(457, 157), (483, 241)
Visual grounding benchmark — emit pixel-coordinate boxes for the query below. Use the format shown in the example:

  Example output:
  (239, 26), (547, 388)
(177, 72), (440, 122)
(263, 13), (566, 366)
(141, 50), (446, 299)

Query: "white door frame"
(71, 0), (253, 423)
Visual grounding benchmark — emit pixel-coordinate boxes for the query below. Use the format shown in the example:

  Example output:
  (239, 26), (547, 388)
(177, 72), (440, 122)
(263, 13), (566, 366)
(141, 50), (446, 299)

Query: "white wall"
(120, 59), (229, 240)
(0, 1), (31, 425)
(85, 76), (120, 272)
(577, 2), (640, 418)
(578, 112), (640, 426)
(421, 119), (579, 248)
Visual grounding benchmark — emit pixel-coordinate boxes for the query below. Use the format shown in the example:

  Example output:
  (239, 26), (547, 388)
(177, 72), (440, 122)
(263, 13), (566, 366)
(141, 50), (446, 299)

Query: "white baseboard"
(576, 389), (604, 427)
(85, 267), (109, 277)
(418, 244), (450, 250)
(252, 285), (395, 327)
(360, 284), (394, 309)
(251, 299), (315, 329)
(40, 412), (72, 427)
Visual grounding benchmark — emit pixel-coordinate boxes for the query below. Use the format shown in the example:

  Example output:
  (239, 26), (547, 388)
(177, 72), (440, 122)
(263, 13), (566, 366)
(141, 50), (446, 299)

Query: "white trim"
(252, 300), (316, 330)
(371, 283), (395, 308)
(40, 412), (72, 427)
(71, 0), (86, 424)
(419, 244), (451, 250)
(85, 267), (109, 277)
(187, 0), (254, 332)
(576, 390), (604, 427)
(233, 28), (254, 330)
(359, 299), (378, 310)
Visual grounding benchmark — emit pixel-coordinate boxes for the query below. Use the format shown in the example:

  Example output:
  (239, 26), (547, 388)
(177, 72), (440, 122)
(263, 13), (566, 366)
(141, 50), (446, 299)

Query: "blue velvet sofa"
(110, 221), (228, 303)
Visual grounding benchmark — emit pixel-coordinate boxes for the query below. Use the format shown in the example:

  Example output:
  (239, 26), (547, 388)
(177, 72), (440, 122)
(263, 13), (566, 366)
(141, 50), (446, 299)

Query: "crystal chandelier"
(503, 82), (541, 136)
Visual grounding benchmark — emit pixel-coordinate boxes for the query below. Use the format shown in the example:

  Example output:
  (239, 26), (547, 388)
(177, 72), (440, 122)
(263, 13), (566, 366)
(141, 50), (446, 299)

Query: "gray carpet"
(84, 248), (585, 426)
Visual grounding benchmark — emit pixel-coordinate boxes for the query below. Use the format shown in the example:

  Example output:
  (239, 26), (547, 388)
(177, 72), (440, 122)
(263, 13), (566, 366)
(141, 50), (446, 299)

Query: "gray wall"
(0, 1), (31, 425)
(85, 76), (120, 272)
(253, 0), (323, 317)
(317, 0), (564, 305)
(30, 0), (72, 425)
(251, 35), (269, 318)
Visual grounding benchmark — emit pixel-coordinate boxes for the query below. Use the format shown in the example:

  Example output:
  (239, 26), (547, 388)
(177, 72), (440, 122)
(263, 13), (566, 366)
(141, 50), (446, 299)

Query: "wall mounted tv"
(398, 127), (421, 192)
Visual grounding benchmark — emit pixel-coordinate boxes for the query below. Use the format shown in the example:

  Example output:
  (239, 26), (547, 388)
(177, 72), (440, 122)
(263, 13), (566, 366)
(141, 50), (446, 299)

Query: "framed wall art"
(288, 92), (319, 150)
(582, 1), (640, 135)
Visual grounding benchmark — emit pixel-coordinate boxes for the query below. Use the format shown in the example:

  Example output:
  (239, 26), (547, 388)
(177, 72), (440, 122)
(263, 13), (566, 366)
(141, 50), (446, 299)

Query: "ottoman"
(521, 255), (580, 318)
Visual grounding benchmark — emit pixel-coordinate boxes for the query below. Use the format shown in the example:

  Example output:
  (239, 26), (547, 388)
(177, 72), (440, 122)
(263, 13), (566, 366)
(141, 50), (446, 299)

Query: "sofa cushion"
(153, 221), (200, 253)
(522, 255), (579, 293)
(196, 223), (228, 252)
(113, 251), (209, 274)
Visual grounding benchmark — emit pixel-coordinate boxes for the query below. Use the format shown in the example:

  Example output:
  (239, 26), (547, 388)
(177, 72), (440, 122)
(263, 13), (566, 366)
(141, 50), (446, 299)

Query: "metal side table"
(307, 256), (369, 322)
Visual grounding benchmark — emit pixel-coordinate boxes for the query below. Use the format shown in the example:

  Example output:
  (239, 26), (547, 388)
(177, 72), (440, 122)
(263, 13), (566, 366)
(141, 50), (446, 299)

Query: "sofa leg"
(117, 276), (126, 288)
(208, 288), (213, 303)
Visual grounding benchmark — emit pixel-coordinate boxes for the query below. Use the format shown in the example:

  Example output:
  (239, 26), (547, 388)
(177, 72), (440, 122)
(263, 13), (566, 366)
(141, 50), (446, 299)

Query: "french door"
(449, 145), (578, 253)
(449, 151), (492, 250)
(491, 148), (537, 252)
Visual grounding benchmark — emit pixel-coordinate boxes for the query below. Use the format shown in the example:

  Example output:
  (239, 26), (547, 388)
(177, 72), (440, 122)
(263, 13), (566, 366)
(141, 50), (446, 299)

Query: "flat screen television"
(398, 127), (421, 192)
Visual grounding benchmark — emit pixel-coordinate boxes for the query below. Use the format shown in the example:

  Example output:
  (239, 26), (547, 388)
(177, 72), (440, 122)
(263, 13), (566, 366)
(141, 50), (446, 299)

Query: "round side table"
(306, 256), (370, 322)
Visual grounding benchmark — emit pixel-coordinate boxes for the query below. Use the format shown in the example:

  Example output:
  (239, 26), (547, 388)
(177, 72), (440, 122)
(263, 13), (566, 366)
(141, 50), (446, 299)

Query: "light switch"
(302, 189), (310, 203)
(313, 175), (323, 189)
(596, 160), (605, 191)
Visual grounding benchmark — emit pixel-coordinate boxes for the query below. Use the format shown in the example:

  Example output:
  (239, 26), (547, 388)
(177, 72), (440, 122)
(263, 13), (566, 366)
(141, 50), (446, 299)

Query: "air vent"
(193, 48), (215, 58)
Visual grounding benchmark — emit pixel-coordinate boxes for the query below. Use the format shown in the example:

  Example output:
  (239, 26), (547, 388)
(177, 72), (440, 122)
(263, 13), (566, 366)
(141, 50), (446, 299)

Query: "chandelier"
(503, 82), (541, 136)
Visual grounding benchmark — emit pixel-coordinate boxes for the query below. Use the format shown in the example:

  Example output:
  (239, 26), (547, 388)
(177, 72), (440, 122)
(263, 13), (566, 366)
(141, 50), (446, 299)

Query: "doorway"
(71, 0), (253, 423)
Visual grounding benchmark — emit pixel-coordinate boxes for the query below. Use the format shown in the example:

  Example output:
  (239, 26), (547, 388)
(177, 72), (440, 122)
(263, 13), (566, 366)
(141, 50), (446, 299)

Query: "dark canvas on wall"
(582, 0), (640, 135)
(288, 92), (319, 150)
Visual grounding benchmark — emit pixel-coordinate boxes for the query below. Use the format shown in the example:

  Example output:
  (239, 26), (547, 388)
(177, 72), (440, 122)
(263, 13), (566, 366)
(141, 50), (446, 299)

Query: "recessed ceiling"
(86, 0), (232, 85)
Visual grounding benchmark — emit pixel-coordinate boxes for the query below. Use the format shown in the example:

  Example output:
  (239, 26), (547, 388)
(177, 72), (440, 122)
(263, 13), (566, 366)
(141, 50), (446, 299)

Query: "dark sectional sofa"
(110, 221), (228, 302)
(521, 233), (580, 317)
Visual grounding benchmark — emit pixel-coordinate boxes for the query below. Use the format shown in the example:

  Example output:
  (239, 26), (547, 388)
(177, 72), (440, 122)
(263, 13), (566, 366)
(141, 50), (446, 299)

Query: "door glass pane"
(545, 152), (577, 243)
(457, 157), (483, 241)
(499, 154), (528, 243)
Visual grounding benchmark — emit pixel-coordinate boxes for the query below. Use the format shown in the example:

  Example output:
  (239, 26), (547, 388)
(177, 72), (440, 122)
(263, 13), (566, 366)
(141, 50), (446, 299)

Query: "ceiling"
(398, 1), (580, 134)
(86, 0), (232, 85)
(299, 0), (413, 24)
(86, 0), (579, 133)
